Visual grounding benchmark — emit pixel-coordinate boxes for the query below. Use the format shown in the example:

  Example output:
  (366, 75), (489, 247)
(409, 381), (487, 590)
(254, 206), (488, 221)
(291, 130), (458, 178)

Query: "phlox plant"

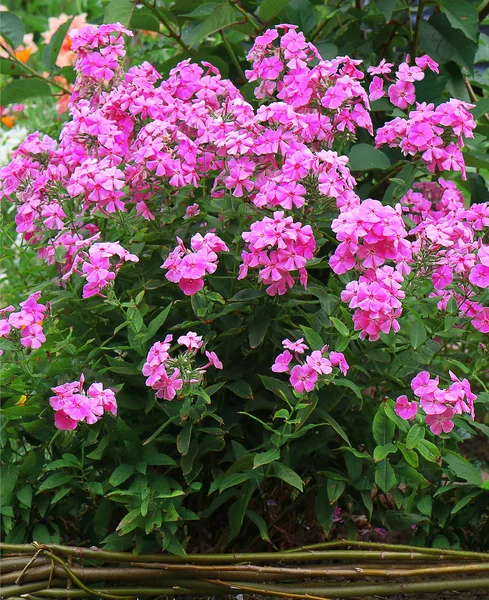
(1, 21), (489, 554)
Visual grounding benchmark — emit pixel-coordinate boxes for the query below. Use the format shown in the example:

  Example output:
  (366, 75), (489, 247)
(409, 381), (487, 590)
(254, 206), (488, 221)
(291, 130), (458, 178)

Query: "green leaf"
(347, 144), (390, 171)
(287, 0), (316, 34)
(177, 421), (193, 456)
(219, 472), (254, 493)
(372, 404), (395, 446)
(246, 509), (271, 543)
(440, 0), (479, 43)
(130, 7), (161, 32)
(418, 13), (477, 71)
(410, 320), (427, 350)
(374, 0), (395, 22)
(315, 483), (335, 534)
(442, 450), (482, 486)
(43, 17), (74, 71)
(249, 305), (271, 348)
(0, 58), (25, 76)
(253, 448), (280, 469)
(373, 443), (397, 462)
(1, 79), (52, 106)
(259, 0), (291, 22)
(116, 508), (140, 532)
(109, 464), (135, 487)
(416, 495), (433, 517)
(16, 485), (32, 508)
(143, 304), (172, 342)
(451, 490), (481, 515)
(385, 511), (429, 529)
(182, 4), (240, 49)
(300, 325), (324, 350)
(38, 473), (73, 492)
(228, 483), (254, 539)
(105, 0), (135, 28)
(260, 375), (295, 405)
(406, 424), (425, 450)
(327, 478), (345, 504)
(333, 379), (363, 402)
(397, 442), (419, 468)
(396, 465), (430, 488)
(417, 439), (440, 463)
(375, 459), (397, 493)
(0, 12), (25, 49)
(329, 316), (349, 337)
(227, 379), (253, 400)
(272, 462), (303, 491)
(323, 412), (351, 445)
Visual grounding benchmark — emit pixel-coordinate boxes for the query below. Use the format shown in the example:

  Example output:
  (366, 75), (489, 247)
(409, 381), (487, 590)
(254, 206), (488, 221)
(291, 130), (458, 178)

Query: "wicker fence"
(1, 541), (489, 599)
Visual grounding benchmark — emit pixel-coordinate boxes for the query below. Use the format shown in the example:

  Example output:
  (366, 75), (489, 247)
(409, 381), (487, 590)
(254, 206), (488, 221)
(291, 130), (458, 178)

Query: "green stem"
(0, 44), (71, 94)
(411, 0), (425, 57)
(139, 0), (194, 55)
(220, 31), (245, 81)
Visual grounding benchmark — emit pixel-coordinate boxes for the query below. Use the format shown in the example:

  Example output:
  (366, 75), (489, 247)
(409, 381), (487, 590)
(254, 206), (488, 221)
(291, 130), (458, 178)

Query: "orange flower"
(1, 115), (15, 128)
(14, 47), (32, 63)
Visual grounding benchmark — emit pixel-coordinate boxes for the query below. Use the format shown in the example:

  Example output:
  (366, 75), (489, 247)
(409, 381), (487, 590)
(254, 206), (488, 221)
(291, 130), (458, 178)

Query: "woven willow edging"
(1, 541), (489, 599)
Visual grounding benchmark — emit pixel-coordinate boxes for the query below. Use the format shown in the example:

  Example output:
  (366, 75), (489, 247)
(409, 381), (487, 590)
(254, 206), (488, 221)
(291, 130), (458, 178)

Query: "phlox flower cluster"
(401, 179), (489, 334)
(272, 338), (349, 394)
(375, 100), (475, 178)
(394, 371), (476, 435)
(0, 23), (371, 305)
(238, 211), (315, 296)
(70, 23), (132, 98)
(49, 374), (117, 430)
(0, 292), (47, 353)
(246, 25), (372, 136)
(162, 232), (229, 296)
(340, 267), (405, 342)
(143, 332), (222, 401)
(330, 199), (410, 340)
(66, 241), (139, 298)
(368, 55), (438, 109)
(330, 199), (411, 275)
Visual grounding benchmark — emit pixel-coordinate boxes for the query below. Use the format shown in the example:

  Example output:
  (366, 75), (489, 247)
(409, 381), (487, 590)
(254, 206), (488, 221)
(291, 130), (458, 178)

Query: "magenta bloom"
(329, 352), (349, 376)
(178, 331), (203, 350)
(469, 264), (489, 288)
(388, 81), (415, 109)
(394, 395), (418, 420)
(425, 407), (455, 435)
(272, 350), (293, 373)
(283, 338), (308, 354)
(155, 368), (184, 400)
(290, 364), (318, 393)
(411, 371), (438, 397)
(306, 351), (332, 375)
(205, 351), (223, 369)
(20, 324), (46, 349)
(54, 410), (78, 431)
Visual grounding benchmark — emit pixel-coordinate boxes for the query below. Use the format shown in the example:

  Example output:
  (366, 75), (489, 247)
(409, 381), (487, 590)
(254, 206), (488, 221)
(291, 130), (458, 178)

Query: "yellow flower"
(16, 395), (28, 406)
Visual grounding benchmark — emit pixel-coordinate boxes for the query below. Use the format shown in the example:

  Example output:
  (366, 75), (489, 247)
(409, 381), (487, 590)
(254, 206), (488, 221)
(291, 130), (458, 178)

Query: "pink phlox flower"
(425, 407), (454, 435)
(272, 350), (293, 373)
(178, 331), (203, 350)
(394, 395), (418, 420)
(411, 371), (439, 397)
(290, 364), (318, 393)
(204, 350), (223, 369)
(306, 351), (332, 375)
(329, 351), (349, 375)
(283, 338), (308, 353)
